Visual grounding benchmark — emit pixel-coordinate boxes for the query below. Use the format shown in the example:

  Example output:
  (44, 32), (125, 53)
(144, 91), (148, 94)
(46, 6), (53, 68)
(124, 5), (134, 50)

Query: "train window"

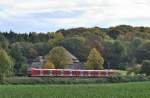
(83, 71), (89, 75)
(72, 71), (80, 75)
(43, 70), (49, 75)
(64, 71), (70, 74)
(48, 71), (52, 75)
(91, 72), (99, 76)
(101, 71), (106, 76)
(56, 71), (61, 75)
(36, 70), (40, 74)
(52, 70), (61, 76)
(72, 71), (76, 75)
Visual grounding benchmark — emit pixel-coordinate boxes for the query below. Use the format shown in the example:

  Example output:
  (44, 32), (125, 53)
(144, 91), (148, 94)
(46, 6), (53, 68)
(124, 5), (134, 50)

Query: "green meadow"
(0, 81), (150, 98)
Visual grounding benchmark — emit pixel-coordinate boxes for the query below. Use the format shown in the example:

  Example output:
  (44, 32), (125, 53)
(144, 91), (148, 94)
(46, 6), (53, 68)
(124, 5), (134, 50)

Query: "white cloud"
(0, 0), (150, 32)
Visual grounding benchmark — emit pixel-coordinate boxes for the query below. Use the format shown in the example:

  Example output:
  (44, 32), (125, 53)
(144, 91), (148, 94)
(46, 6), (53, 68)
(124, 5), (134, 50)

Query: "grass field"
(0, 81), (150, 98)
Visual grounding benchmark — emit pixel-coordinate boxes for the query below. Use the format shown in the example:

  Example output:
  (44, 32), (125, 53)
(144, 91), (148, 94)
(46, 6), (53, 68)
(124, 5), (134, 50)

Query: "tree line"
(0, 25), (150, 81)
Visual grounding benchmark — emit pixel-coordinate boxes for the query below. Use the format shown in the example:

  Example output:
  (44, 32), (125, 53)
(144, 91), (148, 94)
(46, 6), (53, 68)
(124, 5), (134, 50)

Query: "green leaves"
(0, 48), (14, 82)
(0, 34), (9, 50)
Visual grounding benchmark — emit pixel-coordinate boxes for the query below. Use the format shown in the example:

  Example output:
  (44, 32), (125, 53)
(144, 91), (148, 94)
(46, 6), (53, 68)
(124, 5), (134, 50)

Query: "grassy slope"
(0, 81), (150, 98)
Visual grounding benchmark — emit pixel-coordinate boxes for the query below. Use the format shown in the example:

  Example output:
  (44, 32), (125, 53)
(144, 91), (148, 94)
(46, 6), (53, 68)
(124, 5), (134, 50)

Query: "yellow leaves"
(45, 47), (73, 69)
(86, 48), (104, 70)
(43, 61), (55, 69)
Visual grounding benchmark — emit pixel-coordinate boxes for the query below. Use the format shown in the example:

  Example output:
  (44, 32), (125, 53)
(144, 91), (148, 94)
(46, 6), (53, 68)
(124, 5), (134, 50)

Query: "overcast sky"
(0, 0), (150, 32)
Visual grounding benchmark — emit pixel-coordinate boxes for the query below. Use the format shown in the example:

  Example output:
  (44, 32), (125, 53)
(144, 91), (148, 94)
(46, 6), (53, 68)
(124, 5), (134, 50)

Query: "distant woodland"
(0, 25), (150, 75)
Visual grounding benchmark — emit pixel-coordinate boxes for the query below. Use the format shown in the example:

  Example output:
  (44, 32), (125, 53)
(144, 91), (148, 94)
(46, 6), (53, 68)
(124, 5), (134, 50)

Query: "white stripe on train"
(31, 68), (116, 77)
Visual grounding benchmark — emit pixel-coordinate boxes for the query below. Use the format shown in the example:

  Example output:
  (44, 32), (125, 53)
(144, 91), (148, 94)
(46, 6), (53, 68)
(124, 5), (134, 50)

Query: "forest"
(0, 25), (150, 76)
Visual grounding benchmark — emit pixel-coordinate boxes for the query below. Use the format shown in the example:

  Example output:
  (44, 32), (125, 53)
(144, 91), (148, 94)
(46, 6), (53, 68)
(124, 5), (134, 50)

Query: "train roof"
(31, 68), (115, 71)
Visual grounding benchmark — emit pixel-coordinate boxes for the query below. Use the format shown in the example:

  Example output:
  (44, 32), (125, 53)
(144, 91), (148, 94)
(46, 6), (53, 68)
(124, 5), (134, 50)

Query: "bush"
(3, 75), (150, 85)
(141, 60), (150, 75)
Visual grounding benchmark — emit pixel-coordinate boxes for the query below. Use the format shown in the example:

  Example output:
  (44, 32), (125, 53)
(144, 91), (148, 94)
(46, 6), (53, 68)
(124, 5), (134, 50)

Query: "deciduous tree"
(135, 41), (150, 63)
(86, 48), (104, 70)
(0, 34), (9, 50)
(48, 32), (64, 46)
(46, 47), (72, 69)
(43, 61), (55, 69)
(0, 49), (13, 82)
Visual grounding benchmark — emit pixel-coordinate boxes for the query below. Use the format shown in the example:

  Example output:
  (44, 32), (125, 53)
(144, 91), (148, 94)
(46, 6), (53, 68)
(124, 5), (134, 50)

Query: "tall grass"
(0, 81), (150, 98)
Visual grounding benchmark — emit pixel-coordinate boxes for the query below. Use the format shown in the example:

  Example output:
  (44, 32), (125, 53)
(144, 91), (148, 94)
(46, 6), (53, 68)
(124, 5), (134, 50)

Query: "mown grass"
(0, 81), (150, 98)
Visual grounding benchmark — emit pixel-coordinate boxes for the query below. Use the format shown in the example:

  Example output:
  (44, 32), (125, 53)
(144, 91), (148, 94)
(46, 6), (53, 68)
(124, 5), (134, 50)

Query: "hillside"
(0, 25), (150, 75)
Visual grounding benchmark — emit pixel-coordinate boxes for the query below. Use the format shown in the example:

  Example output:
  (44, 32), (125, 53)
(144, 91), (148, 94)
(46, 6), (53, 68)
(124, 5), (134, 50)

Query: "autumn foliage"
(43, 61), (55, 69)
(86, 48), (104, 70)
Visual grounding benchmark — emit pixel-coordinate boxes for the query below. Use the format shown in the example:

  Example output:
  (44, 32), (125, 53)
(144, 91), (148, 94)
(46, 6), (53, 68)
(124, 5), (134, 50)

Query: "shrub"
(141, 60), (150, 75)
(3, 75), (150, 85)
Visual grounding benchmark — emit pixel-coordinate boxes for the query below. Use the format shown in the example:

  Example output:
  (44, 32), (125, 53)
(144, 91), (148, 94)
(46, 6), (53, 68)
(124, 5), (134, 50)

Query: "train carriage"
(30, 68), (117, 77)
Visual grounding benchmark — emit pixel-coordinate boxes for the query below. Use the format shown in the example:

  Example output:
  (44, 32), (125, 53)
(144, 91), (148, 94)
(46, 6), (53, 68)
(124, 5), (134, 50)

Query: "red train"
(30, 68), (117, 77)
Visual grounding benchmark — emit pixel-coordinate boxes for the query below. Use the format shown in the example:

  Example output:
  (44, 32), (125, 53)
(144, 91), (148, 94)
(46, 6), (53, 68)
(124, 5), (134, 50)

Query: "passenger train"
(29, 68), (117, 77)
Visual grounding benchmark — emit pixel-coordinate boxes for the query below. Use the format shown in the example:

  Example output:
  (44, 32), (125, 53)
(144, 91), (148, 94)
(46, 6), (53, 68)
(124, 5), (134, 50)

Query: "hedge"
(2, 75), (150, 85)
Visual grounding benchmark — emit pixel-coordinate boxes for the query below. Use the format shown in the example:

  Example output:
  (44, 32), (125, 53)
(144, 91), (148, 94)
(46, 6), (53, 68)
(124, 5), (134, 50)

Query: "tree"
(135, 41), (150, 63)
(103, 40), (128, 69)
(125, 38), (143, 64)
(0, 34), (9, 50)
(0, 49), (13, 82)
(27, 47), (38, 58)
(9, 47), (27, 75)
(86, 48), (104, 70)
(33, 42), (52, 56)
(29, 32), (40, 43)
(126, 64), (142, 75)
(48, 32), (64, 46)
(46, 47), (72, 69)
(10, 42), (37, 58)
(19, 63), (29, 75)
(141, 60), (150, 75)
(107, 29), (122, 39)
(43, 61), (55, 69)
(58, 37), (89, 61)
